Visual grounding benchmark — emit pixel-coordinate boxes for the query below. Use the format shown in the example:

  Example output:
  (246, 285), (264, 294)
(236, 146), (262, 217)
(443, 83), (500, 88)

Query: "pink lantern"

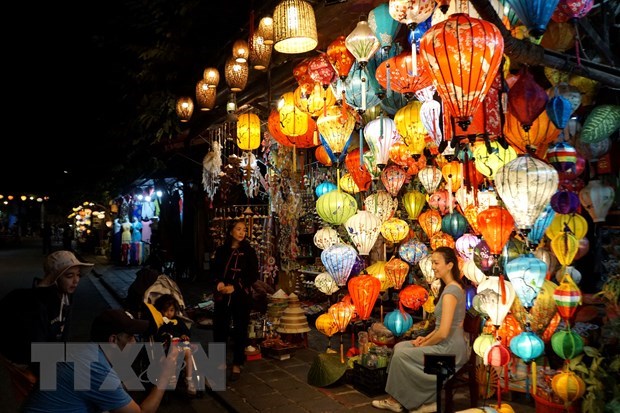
(307, 53), (338, 90)
(381, 165), (408, 196)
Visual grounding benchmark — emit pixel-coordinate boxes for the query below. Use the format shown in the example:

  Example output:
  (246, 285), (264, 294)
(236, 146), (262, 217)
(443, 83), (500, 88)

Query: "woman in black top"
(211, 219), (259, 381)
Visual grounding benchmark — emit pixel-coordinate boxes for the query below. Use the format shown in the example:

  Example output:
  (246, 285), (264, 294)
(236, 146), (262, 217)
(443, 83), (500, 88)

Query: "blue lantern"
(315, 182), (337, 197)
(321, 243), (358, 287)
(366, 42), (402, 82)
(510, 331), (545, 363)
(498, 0), (521, 27)
(441, 211), (468, 239)
(398, 239), (428, 266)
(384, 308), (413, 337)
(344, 64), (382, 111)
(546, 95), (573, 130)
(505, 0), (561, 38)
(368, 3), (402, 53)
(505, 253), (547, 309)
(407, 15), (432, 52)
(465, 284), (477, 311)
(528, 204), (555, 246)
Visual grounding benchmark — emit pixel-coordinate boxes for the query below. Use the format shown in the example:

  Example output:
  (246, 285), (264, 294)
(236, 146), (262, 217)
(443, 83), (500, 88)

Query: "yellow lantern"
(551, 371), (585, 404)
(441, 160), (463, 193)
(236, 113), (261, 150)
(278, 92), (309, 137)
(315, 313), (340, 337)
(402, 190), (426, 220)
(394, 100), (427, 156)
(550, 232), (579, 267)
(472, 140), (517, 179)
(328, 299), (355, 333)
(366, 261), (393, 292)
(316, 105), (357, 158)
(545, 213), (588, 241)
(316, 190), (357, 226)
(363, 190), (398, 223)
(339, 173), (361, 194)
(381, 217), (410, 244)
(175, 96), (194, 123)
(474, 333), (496, 358)
(294, 83), (335, 118)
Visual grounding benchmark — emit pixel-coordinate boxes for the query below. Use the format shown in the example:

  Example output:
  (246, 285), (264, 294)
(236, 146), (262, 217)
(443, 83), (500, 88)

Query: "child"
(153, 294), (196, 395)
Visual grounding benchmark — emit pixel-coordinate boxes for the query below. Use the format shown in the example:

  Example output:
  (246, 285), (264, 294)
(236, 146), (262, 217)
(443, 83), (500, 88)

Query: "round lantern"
(473, 240), (496, 272)
(364, 191), (398, 223)
(364, 116), (402, 168)
(175, 96), (194, 122)
(314, 272), (340, 295)
(496, 313), (524, 348)
(510, 331), (545, 363)
(399, 284), (429, 311)
(551, 329), (584, 360)
(441, 211), (468, 239)
(344, 210), (382, 256)
(419, 13), (504, 131)
(339, 173), (361, 194)
(511, 279), (559, 336)
(316, 105), (357, 158)
(428, 189), (455, 216)
(381, 165), (408, 197)
(402, 190), (427, 220)
(579, 179), (615, 223)
(385, 257), (410, 290)
(344, 64), (382, 112)
(484, 342), (512, 367)
(418, 165), (443, 193)
(278, 92), (309, 137)
(550, 190), (580, 214)
(456, 233), (481, 261)
(477, 276), (516, 327)
(546, 141), (578, 175)
(473, 140), (518, 179)
(328, 298), (355, 333)
(545, 213), (588, 241)
(348, 274), (381, 320)
(316, 190), (357, 226)
(551, 371), (586, 404)
(368, 2), (402, 52)
(394, 100), (427, 155)
(384, 306), (413, 337)
(540, 21), (577, 52)
(419, 209), (443, 240)
(321, 243), (358, 286)
(505, 253), (547, 309)
(504, 109), (560, 157)
(294, 84), (336, 119)
(381, 217), (410, 244)
(314, 226), (341, 250)
(315, 182), (337, 197)
(474, 333), (496, 358)
(315, 313), (340, 337)
(553, 273), (582, 321)
(477, 206), (515, 256)
(441, 161), (463, 193)
(375, 50), (433, 98)
(366, 261), (392, 291)
(398, 239), (429, 266)
(308, 53), (337, 89)
(430, 232), (455, 250)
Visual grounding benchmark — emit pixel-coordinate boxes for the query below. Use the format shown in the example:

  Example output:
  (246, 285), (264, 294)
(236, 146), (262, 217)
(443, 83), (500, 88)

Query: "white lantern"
(418, 165), (443, 193)
(315, 272), (340, 295)
(364, 190), (398, 223)
(314, 226), (341, 250)
(364, 116), (402, 168)
(344, 210), (382, 256)
(476, 276), (516, 327)
(579, 180), (615, 223)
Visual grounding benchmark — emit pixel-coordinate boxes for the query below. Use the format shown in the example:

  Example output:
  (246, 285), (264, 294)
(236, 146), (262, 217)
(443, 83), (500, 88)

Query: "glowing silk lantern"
(441, 161), (463, 193)
(430, 232), (455, 250)
(494, 155), (559, 232)
(546, 141), (577, 175)
(477, 276), (516, 327)
(553, 273), (582, 321)
(321, 243), (358, 286)
(368, 2), (402, 52)
(399, 239), (429, 266)
(456, 233), (481, 261)
(236, 113), (262, 150)
(385, 258), (410, 290)
(328, 298), (355, 333)
(381, 217), (410, 244)
(316, 105), (357, 159)
(326, 35), (355, 81)
(418, 165), (443, 193)
(278, 92), (309, 136)
(346, 18), (381, 70)
(463, 260), (487, 286)
(348, 274), (381, 320)
(364, 190), (398, 223)
(344, 210), (382, 256)
(419, 14), (504, 131)
(441, 212), (468, 239)
(399, 284), (429, 311)
(473, 141), (517, 179)
(315, 272), (340, 295)
(316, 190), (357, 226)
(505, 254), (547, 309)
(364, 116), (402, 168)
(363, 151), (382, 180)
(308, 53), (337, 90)
(579, 180), (615, 223)
(421, 99), (443, 147)
(546, 213), (588, 241)
(375, 50), (433, 99)
(477, 206), (515, 256)
(339, 173), (361, 194)
(394, 100), (427, 155)
(314, 226), (341, 250)
(508, 68), (549, 132)
(315, 182), (337, 197)
(381, 165), (408, 197)
(551, 329), (584, 360)
(551, 371), (586, 405)
(384, 306), (414, 337)
(419, 209), (443, 240)
(484, 342), (512, 368)
(366, 261), (392, 291)
(315, 312), (340, 337)
(294, 84), (336, 119)
(428, 189), (455, 216)
(510, 331), (545, 363)
(344, 64), (382, 111)
(418, 255), (434, 284)
(345, 148), (372, 191)
(474, 333), (496, 358)
(389, 0), (435, 76)
(550, 232), (579, 266)
(402, 190), (427, 220)
(546, 95), (573, 130)
(504, 108), (560, 157)
(505, 0), (561, 37)
(550, 190), (580, 214)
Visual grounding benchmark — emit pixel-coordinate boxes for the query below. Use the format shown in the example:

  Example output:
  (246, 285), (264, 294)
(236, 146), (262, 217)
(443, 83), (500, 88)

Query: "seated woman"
(372, 246), (467, 413)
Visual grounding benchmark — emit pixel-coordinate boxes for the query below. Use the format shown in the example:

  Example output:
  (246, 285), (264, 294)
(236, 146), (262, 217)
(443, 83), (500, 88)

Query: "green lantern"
(316, 190), (357, 226)
(551, 329), (584, 360)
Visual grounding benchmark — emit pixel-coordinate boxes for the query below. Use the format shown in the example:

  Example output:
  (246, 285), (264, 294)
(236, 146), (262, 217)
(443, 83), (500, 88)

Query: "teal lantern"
(344, 63), (382, 112)
(505, 0), (561, 38)
(505, 253), (547, 309)
(384, 306), (413, 337)
(368, 2), (402, 53)
(546, 94), (573, 130)
(315, 182), (337, 197)
(551, 329), (584, 360)
(441, 211), (468, 239)
(528, 204), (555, 246)
(510, 331), (545, 363)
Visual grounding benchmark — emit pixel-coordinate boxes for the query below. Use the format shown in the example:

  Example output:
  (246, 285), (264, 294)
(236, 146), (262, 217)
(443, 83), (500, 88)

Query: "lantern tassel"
(361, 76), (367, 112)
(340, 332), (345, 364)
(386, 63), (391, 98)
(531, 360), (537, 398)
(360, 127), (364, 166)
(411, 31), (418, 76)
(293, 144), (297, 173)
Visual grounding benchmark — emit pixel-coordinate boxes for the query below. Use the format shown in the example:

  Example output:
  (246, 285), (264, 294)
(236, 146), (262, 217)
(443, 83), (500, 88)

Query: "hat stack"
(277, 293), (310, 334)
(267, 289), (289, 326)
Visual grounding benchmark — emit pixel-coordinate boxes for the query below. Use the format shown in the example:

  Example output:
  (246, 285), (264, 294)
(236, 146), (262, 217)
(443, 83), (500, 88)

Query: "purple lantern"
(473, 240), (495, 272)
(456, 233), (481, 261)
(550, 190), (580, 214)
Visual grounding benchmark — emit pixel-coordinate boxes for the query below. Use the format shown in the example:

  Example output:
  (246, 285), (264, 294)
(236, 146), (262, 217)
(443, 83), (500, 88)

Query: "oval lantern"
(381, 217), (410, 244)
(294, 83), (336, 119)
(546, 141), (577, 175)
(340, 173), (362, 194)
(510, 331), (545, 363)
(315, 313), (340, 337)
(473, 140), (518, 179)
(550, 190), (580, 214)
(528, 204), (555, 246)
(326, 35), (355, 81)
(364, 190), (398, 223)
(553, 273), (582, 321)
(394, 100), (427, 155)
(321, 243), (358, 286)
(474, 333), (496, 358)
(381, 165), (408, 197)
(546, 94), (573, 130)
(316, 105), (357, 158)
(419, 209), (443, 240)
(418, 255), (434, 284)
(384, 306), (413, 337)
(399, 284), (429, 311)
(507, 67), (549, 132)
(545, 213), (588, 241)
(462, 259), (487, 286)
(579, 179), (615, 223)
(505, 253), (547, 309)
(477, 206), (515, 256)
(551, 371), (586, 404)
(236, 113), (261, 150)
(550, 232), (579, 267)
(551, 329), (584, 360)
(315, 182), (337, 197)
(315, 272), (340, 295)
(328, 298), (356, 333)
(473, 239), (496, 272)
(348, 274), (381, 320)
(484, 342), (512, 367)
(455, 233), (481, 261)
(430, 232), (455, 251)
(398, 239), (429, 266)
(385, 257), (410, 290)
(316, 190), (357, 226)
(418, 165), (443, 193)
(505, 0), (561, 38)
(278, 92), (309, 137)
(314, 226), (341, 250)
(477, 276), (516, 327)
(308, 53), (337, 89)
(344, 210), (382, 256)
(441, 211), (468, 239)
(402, 190), (427, 220)
(364, 116), (402, 168)
(504, 109), (560, 157)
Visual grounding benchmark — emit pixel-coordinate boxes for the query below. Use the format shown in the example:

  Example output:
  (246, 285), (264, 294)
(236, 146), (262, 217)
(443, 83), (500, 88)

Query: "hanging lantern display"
(326, 35), (355, 81)
(236, 113), (261, 150)
(340, 173), (361, 194)
(316, 105), (357, 159)
(315, 182), (337, 197)
(375, 50), (433, 99)
(551, 329), (584, 360)
(381, 165), (408, 197)
(315, 312), (340, 337)
(504, 254), (547, 309)
(366, 260), (392, 291)
(550, 232), (579, 267)
(224, 56), (249, 92)
(462, 259), (487, 286)
(273, 0), (318, 54)
(545, 213), (588, 241)
(418, 165), (443, 193)
(507, 67), (549, 132)
(328, 298), (355, 333)
(398, 239), (429, 266)
(477, 276), (516, 327)
(553, 273), (582, 321)
(345, 18), (381, 69)
(456, 233), (481, 261)
(441, 161), (463, 193)
(399, 284), (429, 311)
(381, 217), (410, 244)
(427, 189), (455, 216)
(402, 190), (427, 220)
(579, 179), (615, 223)
(419, 209), (443, 240)
(203, 67), (220, 89)
(294, 84), (336, 119)
(348, 274), (381, 320)
(511, 279), (559, 336)
(316, 190), (357, 226)
(321, 243), (358, 286)
(504, 109), (560, 157)
(419, 13), (504, 131)
(420, 99), (443, 148)
(394, 100), (428, 157)
(505, 0), (561, 37)
(477, 206), (515, 256)
(368, 2), (402, 52)
(494, 155), (559, 232)
(278, 92), (309, 137)
(384, 305), (413, 337)
(364, 190), (398, 223)
(472, 140), (518, 179)
(314, 226), (341, 250)
(315, 272), (340, 295)
(441, 212), (468, 239)
(474, 333), (496, 358)
(510, 331), (545, 363)
(385, 257), (410, 290)
(249, 28), (273, 71)
(344, 210), (382, 256)
(175, 96), (194, 122)
(550, 190), (580, 214)
(315, 145), (333, 166)
(345, 148), (372, 192)
(364, 116), (402, 168)
(418, 255), (435, 284)
(551, 371), (586, 405)
(344, 63), (382, 111)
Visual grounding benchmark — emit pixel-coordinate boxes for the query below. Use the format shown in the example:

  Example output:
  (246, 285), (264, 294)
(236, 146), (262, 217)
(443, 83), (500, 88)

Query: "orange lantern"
(326, 35), (355, 81)
(389, 141), (414, 167)
(328, 296), (355, 333)
(380, 165), (408, 197)
(268, 109), (318, 149)
(348, 274), (381, 320)
(399, 284), (429, 311)
(315, 145), (333, 166)
(441, 161), (463, 193)
(430, 231), (455, 250)
(344, 148), (372, 191)
(496, 313), (523, 348)
(551, 371), (586, 404)
(339, 173), (361, 194)
(375, 50), (433, 99)
(419, 209), (443, 239)
(315, 313), (339, 337)
(504, 108), (561, 157)
(419, 13), (504, 131)
(477, 206), (515, 256)
(384, 257), (410, 290)
(294, 83), (336, 119)
(554, 273), (582, 322)
(293, 58), (315, 96)
(236, 113), (261, 151)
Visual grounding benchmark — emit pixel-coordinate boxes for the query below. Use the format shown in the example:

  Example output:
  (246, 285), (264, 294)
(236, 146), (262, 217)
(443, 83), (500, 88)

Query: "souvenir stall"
(187, 0), (620, 410)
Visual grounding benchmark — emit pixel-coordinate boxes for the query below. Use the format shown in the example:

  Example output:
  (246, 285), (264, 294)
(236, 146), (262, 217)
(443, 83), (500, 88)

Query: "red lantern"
(485, 342), (511, 367)
(326, 35), (355, 81)
(552, 0), (594, 23)
(345, 148), (372, 191)
(348, 274), (381, 320)
(375, 50), (432, 99)
(507, 67), (549, 133)
(477, 206), (515, 256)
(293, 58), (315, 96)
(398, 284), (429, 311)
(308, 53), (338, 90)
(419, 13), (504, 131)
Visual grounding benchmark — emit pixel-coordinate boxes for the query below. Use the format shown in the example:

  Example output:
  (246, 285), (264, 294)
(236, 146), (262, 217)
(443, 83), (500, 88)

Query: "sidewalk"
(95, 257), (537, 413)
